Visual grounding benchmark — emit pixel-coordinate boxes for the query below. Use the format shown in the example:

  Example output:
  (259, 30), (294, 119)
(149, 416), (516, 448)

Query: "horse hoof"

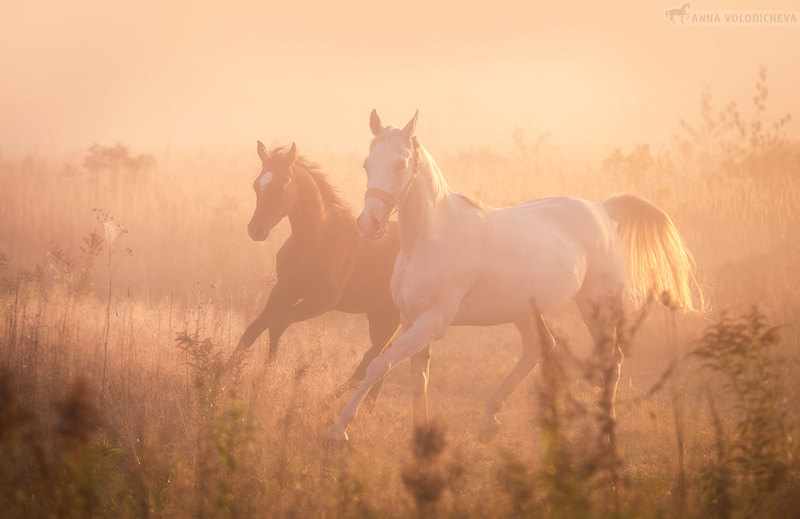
(477, 417), (501, 444)
(328, 427), (349, 442)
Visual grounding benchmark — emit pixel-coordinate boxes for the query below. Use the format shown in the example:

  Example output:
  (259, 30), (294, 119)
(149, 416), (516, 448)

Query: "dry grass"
(1, 74), (799, 517)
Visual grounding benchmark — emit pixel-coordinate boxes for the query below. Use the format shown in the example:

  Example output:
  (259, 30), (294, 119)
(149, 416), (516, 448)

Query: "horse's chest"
(389, 252), (462, 316)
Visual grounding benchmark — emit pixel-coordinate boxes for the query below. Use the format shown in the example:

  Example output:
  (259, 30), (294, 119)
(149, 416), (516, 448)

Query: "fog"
(2, 2), (800, 517)
(2, 0), (799, 156)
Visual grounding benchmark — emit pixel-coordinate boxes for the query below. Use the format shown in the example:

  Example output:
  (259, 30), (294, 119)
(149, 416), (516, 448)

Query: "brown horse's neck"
(286, 164), (347, 238)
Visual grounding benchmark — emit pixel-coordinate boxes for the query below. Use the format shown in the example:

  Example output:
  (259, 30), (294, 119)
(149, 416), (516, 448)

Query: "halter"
(364, 137), (421, 216)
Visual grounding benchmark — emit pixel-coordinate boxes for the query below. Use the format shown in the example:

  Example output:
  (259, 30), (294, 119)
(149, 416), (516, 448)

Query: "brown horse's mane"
(271, 146), (354, 218)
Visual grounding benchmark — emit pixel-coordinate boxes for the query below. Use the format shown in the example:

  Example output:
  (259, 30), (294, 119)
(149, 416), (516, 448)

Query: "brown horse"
(229, 142), (401, 391)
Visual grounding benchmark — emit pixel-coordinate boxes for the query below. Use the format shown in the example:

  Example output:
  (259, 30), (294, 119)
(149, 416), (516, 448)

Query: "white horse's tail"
(602, 193), (703, 312)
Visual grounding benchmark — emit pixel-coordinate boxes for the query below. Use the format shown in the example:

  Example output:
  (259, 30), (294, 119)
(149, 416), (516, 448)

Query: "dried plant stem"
(668, 309), (688, 515)
(101, 250), (112, 402)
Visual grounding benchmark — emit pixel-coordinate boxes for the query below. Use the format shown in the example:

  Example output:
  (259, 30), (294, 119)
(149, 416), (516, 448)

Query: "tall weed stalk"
(691, 307), (799, 518)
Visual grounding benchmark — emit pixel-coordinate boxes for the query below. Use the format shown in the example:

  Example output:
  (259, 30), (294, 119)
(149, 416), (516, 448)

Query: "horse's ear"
(285, 142), (297, 166)
(257, 141), (268, 163)
(401, 110), (419, 139)
(370, 109), (384, 136)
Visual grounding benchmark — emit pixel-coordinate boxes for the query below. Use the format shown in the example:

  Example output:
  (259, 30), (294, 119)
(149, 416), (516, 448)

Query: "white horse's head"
(357, 109), (419, 239)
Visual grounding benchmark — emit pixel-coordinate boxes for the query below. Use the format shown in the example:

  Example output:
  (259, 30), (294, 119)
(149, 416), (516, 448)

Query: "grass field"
(1, 77), (799, 517)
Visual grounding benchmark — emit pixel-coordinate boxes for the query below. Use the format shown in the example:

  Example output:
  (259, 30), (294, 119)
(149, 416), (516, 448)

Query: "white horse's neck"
(397, 146), (454, 251)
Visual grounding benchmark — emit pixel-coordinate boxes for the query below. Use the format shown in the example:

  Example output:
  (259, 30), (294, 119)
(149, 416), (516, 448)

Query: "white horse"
(329, 110), (700, 442)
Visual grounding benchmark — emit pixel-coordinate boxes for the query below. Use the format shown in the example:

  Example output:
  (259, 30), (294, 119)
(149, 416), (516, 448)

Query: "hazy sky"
(2, 0), (799, 156)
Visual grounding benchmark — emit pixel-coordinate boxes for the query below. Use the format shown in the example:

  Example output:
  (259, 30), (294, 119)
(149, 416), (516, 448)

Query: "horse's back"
(447, 196), (624, 322)
(510, 196), (626, 304)
(504, 196), (610, 230)
(487, 196), (620, 258)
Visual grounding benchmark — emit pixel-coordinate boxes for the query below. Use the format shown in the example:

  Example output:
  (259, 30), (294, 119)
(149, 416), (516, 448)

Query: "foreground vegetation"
(1, 71), (799, 517)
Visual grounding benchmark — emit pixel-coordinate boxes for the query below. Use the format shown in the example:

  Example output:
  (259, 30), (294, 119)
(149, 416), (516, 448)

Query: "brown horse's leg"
(266, 318), (290, 363)
(477, 316), (554, 443)
(228, 283), (298, 370)
(265, 289), (344, 363)
(360, 307), (402, 379)
(340, 306), (400, 407)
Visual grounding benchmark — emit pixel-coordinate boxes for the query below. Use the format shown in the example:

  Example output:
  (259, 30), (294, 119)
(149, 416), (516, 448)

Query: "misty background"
(2, 0), (799, 158)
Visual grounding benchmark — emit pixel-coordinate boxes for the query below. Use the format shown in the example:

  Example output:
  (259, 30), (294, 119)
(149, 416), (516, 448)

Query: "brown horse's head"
(248, 142), (298, 241)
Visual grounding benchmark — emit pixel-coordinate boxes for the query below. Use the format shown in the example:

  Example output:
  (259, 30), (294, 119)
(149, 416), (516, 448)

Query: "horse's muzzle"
(247, 222), (270, 241)
(357, 200), (389, 239)
(357, 211), (384, 240)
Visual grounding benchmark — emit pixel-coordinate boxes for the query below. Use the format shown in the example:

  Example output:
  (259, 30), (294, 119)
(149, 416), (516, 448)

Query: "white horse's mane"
(416, 145), (490, 210)
(404, 145), (453, 238)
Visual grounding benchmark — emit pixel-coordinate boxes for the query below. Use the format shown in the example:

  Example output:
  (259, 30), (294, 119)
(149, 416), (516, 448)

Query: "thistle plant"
(401, 422), (464, 517)
(92, 208), (132, 401)
(77, 232), (104, 296)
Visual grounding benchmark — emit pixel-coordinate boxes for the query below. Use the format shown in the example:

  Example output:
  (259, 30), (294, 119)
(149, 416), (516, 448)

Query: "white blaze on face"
(258, 171), (273, 191)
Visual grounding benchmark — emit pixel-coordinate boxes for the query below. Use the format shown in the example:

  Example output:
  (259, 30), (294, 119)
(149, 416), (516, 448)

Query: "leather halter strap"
(364, 187), (398, 208)
(364, 139), (420, 215)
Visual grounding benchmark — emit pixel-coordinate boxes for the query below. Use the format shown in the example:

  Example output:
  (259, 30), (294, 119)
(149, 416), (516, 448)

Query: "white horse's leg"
(576, 291), (624, 419)
(611, 344), (624, 417)
(477, 315), (554, 443)
(410, 345), (432, 429)
(329, 313), (447, 441)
